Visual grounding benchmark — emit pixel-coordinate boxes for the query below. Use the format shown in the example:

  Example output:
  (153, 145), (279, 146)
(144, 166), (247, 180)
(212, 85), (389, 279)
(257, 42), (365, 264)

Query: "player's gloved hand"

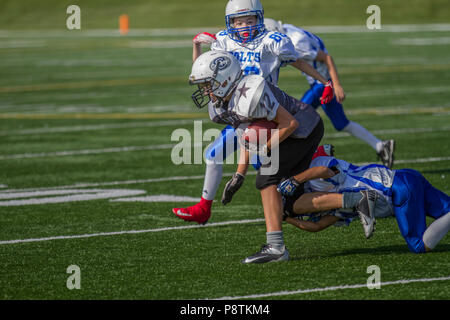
(221, 172), (245, 205)
(320, 80), (334, 104)
(277, 177), (301, 197)
(193, 32), (216, 44)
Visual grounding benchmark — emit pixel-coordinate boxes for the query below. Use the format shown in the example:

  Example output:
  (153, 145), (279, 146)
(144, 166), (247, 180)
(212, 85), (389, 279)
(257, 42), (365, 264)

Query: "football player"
(264, 18), (395, 169)
(184, 51), (377, 263)
(187, 50), (325, 262)
(173, 0), (334, 225)
(278, 145), (450, 253)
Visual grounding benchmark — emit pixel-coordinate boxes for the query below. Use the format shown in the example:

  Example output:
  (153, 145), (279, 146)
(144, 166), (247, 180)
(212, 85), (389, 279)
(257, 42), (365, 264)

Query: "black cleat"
(241, 244), (290, 264)
(377, 140), (395, 169)
(356, 190), (378, 239)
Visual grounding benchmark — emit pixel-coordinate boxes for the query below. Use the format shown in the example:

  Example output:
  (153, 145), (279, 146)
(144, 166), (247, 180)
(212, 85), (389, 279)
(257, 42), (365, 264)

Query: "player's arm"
(278, 166), (339, 197)
(236, 144), (250, 176)
(192, 32), (217, 62)
(290, 59), (328, 85)
(269, 105), (299, 150)
(290, 59), (334, 104)
(285, 215), (340, 232)
(222, 144), (248, 205)
(293, 166), (337, 183)
(316, 50), (345, 103)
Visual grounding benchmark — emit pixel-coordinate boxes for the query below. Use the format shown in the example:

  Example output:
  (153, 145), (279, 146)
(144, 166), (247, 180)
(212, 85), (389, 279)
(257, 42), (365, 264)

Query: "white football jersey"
(282, 24), (330, 85)
(211, 29), (300, 85)
(305, 156), (395, 213)
(208, 75), (320, 138)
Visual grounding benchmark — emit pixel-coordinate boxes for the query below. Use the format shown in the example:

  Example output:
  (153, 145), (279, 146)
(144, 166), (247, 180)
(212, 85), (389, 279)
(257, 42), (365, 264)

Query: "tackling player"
(264, 19), (395, 169)
(278, 145), (450, 253)
(173, 0), (333, 224)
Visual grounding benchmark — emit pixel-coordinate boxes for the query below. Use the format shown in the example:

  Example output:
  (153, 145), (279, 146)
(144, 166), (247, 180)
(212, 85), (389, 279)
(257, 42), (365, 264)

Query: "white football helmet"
(264, 18), (285, 33)
(225, 0), (265, 43)
(189, 51), (242, 108)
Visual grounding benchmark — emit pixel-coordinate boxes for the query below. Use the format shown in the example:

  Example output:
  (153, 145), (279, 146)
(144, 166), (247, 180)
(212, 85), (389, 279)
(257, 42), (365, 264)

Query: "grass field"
(0, 3), (450, 302)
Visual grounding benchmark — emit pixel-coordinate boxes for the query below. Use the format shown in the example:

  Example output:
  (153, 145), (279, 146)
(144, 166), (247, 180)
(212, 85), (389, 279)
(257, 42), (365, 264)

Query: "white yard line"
(211, 276), (450, 300)
(0, 24), (449, 38)
(0, 144), (175, 160)
(1, 125), (449, 160)
(1, 155), (449, 194)
(0, 119), (200, 136)
(0, 218), (266, 245)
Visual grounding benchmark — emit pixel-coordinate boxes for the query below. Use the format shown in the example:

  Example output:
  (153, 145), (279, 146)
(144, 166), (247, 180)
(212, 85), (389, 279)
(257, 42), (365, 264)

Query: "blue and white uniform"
(282, 24), (350, 131)
(206, 29), (300, 163)
(212, 29), (299, 85)
(305, 156), (450, 253)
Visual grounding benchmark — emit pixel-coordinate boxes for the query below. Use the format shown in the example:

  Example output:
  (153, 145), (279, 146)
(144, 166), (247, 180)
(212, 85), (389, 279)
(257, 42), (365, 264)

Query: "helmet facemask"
(190, 62), (242, 109)
(226, 11), (265, 44)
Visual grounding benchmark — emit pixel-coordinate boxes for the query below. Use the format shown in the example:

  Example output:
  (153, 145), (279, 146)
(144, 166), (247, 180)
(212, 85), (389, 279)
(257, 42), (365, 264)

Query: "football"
(242, 119), (278, 147)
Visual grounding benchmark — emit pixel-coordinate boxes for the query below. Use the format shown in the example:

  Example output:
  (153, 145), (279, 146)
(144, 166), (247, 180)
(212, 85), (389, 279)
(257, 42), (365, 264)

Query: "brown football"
(243, 119), (277, 145)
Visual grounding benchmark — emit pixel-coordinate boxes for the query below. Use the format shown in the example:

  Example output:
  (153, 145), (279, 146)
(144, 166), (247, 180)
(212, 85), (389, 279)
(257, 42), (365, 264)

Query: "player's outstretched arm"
(278, 166), (337, 197)
(316, 50), (346, 103)
(192, 32), (216, 62)
(293, 192), (343, 215)
(285, 215), (339, 232)
(290, 59), (328, 85)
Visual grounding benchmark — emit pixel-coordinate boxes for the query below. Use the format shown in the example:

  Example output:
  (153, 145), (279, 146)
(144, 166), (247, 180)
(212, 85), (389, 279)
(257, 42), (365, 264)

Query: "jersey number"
(244, 66), (260, 75)
(269, 32), (287, 43)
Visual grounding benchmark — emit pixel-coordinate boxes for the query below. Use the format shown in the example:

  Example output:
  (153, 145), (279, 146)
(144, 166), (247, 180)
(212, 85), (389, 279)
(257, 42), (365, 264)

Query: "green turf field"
(0, 1), (450, 301)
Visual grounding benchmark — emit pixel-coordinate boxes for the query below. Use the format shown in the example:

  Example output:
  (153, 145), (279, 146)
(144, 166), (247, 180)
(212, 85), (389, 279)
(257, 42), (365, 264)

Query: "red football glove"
(320, 80), (334, 104)
(193, 32), (216, 44)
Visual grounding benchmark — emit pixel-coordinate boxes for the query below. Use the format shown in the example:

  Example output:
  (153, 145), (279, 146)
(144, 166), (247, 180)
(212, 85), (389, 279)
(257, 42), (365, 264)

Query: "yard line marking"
(1, 124), (448, 137)
(0, 189), (146, 206)
(0, 24), (449, 38)
(0, 144), (176, 160)
(0, 218), (266, 245)
(0, 113), (207, 120)
(2, 125), (449, 160)
(0, 119), (202, 136)
(2, 155), (450, 193)
(109, 195), (200, 202)
(1, 105), (449, 120)
(325, 126), (450, 138)
(0, 174), (213, 193)
(394, 37), (450, 46)
(212, 276), (450, 300)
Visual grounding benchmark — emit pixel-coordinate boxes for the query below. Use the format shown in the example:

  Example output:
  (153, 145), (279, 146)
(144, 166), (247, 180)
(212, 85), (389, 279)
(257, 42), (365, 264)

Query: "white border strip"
(0, 218), (265, 245)
(212, 276), (450, 300)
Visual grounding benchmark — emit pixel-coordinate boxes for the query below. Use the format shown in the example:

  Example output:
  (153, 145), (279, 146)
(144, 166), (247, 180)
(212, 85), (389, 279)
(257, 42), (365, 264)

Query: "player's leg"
(242, 120), (324, 263)
(292, 189), (377, 238)
(416, 170), (450, 251)
(391, 169), (431, 253)
(172, 125), (238, 224)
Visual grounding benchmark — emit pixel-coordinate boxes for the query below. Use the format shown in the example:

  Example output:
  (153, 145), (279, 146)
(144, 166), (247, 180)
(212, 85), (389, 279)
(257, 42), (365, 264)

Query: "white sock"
(423, 212), (450, 250)
(342, 121), (382, 152)
(267, 231), (285, 251)
(202, 161), (223, 200)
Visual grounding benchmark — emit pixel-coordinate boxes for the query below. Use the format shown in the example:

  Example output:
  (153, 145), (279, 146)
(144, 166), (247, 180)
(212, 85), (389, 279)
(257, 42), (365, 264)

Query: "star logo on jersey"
(237, 83), (250, 99)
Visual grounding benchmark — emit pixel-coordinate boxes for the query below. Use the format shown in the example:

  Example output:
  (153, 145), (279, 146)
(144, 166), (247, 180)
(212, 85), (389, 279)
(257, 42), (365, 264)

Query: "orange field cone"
(119, 14), (129, 35)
